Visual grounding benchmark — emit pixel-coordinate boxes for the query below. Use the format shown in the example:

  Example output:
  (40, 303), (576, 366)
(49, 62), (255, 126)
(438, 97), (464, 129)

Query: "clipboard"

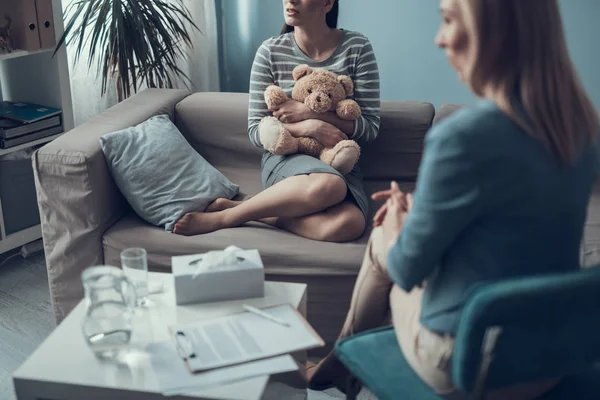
(169, 303), (324, 373)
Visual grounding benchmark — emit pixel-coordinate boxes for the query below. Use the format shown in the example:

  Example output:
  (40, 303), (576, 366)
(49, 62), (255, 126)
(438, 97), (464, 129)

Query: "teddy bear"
(258, 64), (362, 175)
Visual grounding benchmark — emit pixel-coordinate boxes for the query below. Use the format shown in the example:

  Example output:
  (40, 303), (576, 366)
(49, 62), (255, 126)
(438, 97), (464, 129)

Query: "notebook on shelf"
(0, 115), (62, 139)
(0, 125), (63, 149)
(0, 101), (62, 124)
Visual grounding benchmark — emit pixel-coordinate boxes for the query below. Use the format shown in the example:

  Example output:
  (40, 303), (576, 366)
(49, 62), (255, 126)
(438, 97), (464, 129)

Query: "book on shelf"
(0, 125), (63, 149)
(0, 101), (62, 124)
(0, 115), (62, 139)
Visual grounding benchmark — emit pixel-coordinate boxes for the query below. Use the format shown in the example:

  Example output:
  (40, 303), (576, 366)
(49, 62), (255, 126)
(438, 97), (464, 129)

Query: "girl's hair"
(280, 0), (339, 34)
(459, 0), (599, 165)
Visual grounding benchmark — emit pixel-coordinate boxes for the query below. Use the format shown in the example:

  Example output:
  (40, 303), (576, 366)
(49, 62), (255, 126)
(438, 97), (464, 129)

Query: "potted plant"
(56, 0), (199, 101)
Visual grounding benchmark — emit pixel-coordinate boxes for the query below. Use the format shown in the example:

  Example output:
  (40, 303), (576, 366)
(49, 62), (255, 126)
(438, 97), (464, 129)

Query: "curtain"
(63, 0), (220, 127)
(217, 0), (282, 93)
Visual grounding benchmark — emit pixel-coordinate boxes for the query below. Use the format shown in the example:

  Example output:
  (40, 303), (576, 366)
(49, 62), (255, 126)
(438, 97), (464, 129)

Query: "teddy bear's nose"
(316, 96), (321, 102)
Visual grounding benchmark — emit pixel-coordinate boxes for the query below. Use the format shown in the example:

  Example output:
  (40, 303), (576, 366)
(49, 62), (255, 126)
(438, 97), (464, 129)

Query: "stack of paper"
(147, 342), (298, 396)
(147, 304), (324, 396)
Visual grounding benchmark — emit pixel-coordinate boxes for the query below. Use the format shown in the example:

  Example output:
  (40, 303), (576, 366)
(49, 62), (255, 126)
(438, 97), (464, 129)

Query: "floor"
(0, 250), (53, 400)
(0, 250), (376, 400)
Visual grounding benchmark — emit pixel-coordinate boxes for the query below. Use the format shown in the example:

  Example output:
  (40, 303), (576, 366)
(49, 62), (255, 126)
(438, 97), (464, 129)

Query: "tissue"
(172, 248), (265, 305)
(191, 246), (244, 278)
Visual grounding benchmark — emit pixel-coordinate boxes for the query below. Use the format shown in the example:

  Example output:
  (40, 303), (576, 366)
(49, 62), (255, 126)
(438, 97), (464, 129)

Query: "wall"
(217, 0), (600, 109)
(338, 0), (471, 106)
(559, 0), (600, 110)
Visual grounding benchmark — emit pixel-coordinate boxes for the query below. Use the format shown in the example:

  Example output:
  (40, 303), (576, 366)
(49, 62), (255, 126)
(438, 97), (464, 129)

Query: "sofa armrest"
(33, 88), (190, 323)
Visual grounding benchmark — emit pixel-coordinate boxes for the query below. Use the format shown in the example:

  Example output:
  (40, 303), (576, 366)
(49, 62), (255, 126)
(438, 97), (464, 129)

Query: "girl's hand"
(286, 119), (348, 147)
(272, 100), (315, 123)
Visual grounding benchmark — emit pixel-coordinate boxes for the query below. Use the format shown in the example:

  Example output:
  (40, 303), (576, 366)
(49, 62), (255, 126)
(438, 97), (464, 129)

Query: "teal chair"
(335, 267), (600, 400)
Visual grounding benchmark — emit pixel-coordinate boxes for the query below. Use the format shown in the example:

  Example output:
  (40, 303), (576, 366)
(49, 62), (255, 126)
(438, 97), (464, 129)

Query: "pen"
(243, 304), (291, 327)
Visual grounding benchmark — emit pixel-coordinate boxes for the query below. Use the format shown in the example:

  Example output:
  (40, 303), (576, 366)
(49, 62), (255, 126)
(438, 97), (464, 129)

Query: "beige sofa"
(34, 89), (600, 348)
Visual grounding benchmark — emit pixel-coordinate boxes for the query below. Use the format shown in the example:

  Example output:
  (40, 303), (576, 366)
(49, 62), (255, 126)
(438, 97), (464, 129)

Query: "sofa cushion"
(360, 101), (434, 181)
(174, 92), (435, 183)
(103, 212), (370, 275)
(175, 93), (263, 176)
(102, 174), (415, 277)
(99, 114), (240, 231)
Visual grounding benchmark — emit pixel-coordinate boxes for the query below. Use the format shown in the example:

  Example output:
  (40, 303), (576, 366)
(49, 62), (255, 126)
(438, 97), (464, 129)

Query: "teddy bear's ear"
(292, 64), (313, 81)
(337, 75), (354, 97)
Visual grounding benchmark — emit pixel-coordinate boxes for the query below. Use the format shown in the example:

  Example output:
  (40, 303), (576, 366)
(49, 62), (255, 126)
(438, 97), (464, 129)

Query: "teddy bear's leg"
(259, 116), (299, 155)
(320, 140), (361, 175)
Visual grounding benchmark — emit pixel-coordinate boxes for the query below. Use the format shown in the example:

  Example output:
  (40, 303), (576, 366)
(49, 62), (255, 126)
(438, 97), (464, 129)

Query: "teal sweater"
(388, 100), (598, 335)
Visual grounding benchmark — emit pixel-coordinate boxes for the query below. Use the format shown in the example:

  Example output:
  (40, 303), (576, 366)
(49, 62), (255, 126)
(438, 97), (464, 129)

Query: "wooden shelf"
(0, 132), (64, 156)
(0, 49), (53, 62)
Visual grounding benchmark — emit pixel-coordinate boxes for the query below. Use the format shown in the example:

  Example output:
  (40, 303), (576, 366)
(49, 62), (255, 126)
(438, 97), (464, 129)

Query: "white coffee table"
(13, 272), (308, 400)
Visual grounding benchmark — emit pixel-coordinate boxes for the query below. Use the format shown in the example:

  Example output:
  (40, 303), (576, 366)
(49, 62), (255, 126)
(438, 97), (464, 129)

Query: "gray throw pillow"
(99, 114), (239, 231)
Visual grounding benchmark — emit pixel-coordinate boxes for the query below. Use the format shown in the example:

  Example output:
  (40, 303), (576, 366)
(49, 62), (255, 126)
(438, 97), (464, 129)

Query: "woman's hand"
(272, 100), (315, 123)
(286, 119), (348, 147)
(382, 193), (410, 251)
(372, 181), (412, 227)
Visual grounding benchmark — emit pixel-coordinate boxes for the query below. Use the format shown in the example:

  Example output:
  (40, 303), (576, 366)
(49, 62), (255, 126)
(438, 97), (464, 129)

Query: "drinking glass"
(120, 248), (148, 306)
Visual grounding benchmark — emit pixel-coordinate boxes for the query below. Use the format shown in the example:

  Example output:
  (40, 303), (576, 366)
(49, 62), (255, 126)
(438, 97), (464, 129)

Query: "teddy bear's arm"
(336, 99), (362, 121)
(264, 86), (289, 110)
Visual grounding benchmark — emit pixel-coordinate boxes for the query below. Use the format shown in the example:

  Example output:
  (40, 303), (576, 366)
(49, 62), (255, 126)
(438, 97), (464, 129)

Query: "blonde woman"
(307, 0), (600, 398)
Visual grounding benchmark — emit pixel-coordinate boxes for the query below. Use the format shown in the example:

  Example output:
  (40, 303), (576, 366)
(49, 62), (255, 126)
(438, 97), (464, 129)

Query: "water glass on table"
(121, 248), (148, 307)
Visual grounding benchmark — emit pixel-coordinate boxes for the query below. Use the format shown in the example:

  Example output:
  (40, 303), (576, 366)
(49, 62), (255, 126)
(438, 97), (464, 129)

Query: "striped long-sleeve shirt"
(247, 30), (381, 148)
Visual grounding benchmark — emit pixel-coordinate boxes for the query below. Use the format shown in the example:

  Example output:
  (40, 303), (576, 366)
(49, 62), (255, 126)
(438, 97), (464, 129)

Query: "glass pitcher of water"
(81, 266), (137, 359)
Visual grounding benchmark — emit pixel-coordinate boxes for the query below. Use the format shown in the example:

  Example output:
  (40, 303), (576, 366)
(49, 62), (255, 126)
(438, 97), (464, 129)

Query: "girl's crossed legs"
(173, 173), (365, 243)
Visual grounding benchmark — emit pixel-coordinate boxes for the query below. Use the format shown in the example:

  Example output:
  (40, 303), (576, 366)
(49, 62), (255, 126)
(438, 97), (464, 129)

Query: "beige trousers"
(338, 227), (558, 400)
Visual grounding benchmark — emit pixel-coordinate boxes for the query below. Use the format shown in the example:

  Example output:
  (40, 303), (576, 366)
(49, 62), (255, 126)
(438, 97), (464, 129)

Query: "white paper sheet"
(172, 304), (323, 372)
(147, 341), (298, 397)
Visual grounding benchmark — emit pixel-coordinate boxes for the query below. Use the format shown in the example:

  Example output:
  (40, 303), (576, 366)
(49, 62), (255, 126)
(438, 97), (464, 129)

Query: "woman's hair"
(280, 0), (339, 35)
(459, 0), (599, 165)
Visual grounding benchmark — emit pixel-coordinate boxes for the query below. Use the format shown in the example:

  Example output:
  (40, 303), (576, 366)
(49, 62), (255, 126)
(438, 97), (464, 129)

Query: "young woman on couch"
(306, 0), (600, 397)
(173, 0), (381, 243)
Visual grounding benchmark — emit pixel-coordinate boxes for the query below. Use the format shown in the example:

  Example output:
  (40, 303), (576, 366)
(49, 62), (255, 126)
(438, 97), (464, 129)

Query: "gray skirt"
(261, 151), (369, 223)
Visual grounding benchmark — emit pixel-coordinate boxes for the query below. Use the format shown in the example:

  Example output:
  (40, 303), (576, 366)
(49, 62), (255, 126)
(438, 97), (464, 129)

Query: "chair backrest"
(452, 267), (600, 394)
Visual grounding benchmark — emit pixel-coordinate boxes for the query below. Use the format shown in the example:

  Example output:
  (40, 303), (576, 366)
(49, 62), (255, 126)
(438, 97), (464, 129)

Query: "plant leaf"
(54, 0), (201, 99)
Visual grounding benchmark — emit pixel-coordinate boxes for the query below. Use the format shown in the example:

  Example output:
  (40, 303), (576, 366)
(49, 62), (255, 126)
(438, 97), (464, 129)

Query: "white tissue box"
(172, 248), (265, 305)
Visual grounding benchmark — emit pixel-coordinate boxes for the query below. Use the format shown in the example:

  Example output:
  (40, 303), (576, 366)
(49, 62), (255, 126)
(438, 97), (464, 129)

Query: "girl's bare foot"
(173, 211), (233, 236)
(205, 198), (244, 212)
